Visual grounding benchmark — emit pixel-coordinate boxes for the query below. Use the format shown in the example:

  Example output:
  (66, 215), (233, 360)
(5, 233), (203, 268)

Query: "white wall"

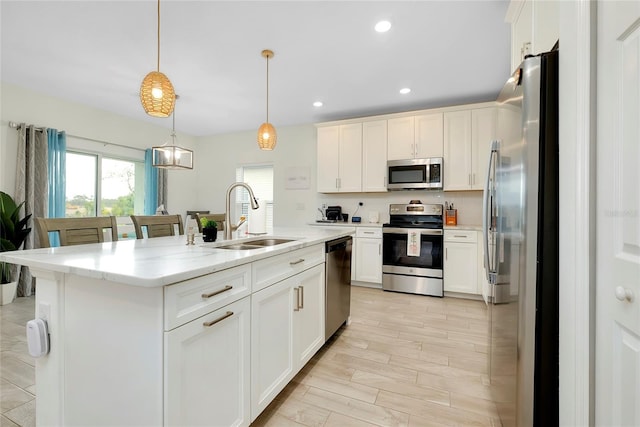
(0, 83), (197, 216)
(193, 125), (318, 226)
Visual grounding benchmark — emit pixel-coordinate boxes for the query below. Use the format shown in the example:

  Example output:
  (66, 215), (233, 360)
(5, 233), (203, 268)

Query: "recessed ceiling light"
(313, 101), (323, 107)
(374, 20), (391, 33)
(399, 88), (411, 94)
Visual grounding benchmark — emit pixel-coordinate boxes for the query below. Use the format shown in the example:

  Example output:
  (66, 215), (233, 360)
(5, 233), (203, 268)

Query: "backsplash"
(316, 191), (483, 225)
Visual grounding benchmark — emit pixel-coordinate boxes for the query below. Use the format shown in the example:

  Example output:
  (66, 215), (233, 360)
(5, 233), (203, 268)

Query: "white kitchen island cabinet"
(0, 227), (352, 427)
(251, 263), (325, 420)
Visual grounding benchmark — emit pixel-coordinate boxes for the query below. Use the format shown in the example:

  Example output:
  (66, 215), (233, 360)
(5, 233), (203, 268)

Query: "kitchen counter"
(0, 226), (354, 287)
(444, 224), (483, 231)
(309, 221), (383, 228)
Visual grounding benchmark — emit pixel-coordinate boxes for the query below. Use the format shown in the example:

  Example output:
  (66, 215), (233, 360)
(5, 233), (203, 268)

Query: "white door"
(338, 123), (363, 192)
(595, 2), (640, 425)
(471, 108), (497, 190)
(443, 110), (472, 191)
(293, 264), (325, 369)
(165, 297), (251, 427)
(354, 237), (382, 283)
(316, 126), (340, 192)
(443, 241), (477, 294)
(362, 120), (388, 192)
(387, 116), (415, 160)
(250, 279), (294, 420)
(415, 113), (444, 158)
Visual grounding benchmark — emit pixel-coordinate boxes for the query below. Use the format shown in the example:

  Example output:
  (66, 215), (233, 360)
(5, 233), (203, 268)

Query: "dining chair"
(194, 213), (225, 232)
(130, 214), (184, 239)
(35, 216), (119, 248)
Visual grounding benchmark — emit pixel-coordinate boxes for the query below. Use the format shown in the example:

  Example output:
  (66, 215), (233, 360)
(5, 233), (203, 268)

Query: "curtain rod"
(8, 121), (145, 153)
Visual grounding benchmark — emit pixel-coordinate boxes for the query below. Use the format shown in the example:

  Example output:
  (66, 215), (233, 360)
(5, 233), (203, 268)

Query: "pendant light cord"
(156, 0), (161, 72)
(266, 54), (269, 122)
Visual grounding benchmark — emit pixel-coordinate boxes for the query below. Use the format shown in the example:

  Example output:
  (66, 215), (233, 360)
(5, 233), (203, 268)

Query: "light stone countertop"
(444, 224), (483, 231)
(308, 221), (383, 228)
(0, 226), (354, 288)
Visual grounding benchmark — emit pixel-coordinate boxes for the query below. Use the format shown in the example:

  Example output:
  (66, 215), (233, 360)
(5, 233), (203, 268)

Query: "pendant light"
(152, 95), (193, 169)
(140, 0), (176, 117)
(257, 49), (277, 150)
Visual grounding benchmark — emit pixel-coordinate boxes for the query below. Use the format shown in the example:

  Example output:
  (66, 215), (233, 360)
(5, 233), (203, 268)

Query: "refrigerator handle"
(483, 140), (500, 284)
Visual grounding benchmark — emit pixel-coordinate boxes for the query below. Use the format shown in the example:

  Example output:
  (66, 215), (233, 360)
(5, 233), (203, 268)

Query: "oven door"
(382, 227), (443, 277)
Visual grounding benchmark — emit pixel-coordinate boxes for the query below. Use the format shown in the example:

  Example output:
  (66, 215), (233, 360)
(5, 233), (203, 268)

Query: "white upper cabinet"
(444, 108), (500, 191)
(317, 123), (362, 193)
(387, 116), (415, 160)
(387, 113), (443, 160)
(362, 120), (388, 192)
(507, 0), (559, 73)
(415, 113), (444, 158)
(443, 110), (473, 191)
(471, 108), (498, 190)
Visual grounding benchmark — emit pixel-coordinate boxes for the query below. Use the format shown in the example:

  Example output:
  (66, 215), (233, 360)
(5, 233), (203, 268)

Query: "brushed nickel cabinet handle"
(290, 258), (305, 266)
(201, 285), (233, 299)
(294, 287), (300, 311)
(299, 286), (304, 309)
(203, 311), (233, 327)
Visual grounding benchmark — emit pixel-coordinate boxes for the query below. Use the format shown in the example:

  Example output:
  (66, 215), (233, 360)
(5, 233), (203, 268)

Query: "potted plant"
(200, 218), (218, 242)
(0, 191), (32, 305)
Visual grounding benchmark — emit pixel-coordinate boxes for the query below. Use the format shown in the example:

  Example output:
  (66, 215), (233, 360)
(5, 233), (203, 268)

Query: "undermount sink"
(214, 238), (296, 250)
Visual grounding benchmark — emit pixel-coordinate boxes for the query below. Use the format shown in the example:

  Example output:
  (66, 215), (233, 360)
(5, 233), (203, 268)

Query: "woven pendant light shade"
(140, 0), (176, 117)
(140, 71), (176, 117)
(257, 122), (277, 150)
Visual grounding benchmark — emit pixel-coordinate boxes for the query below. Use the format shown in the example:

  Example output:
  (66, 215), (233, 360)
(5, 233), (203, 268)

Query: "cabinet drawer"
(164, 264), (251, 330)
(356, 227), (382, 239)
(252, 244), (325, 293)
(444, 229), (477, 243)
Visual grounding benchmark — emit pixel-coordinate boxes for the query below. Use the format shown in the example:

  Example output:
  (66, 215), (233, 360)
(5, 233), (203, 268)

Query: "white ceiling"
(1, 1), (511, 137)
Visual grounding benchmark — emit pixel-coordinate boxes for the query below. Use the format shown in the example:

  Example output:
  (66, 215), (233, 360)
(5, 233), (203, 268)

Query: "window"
(64, 137), (146, 240)
(235, 164), (274, 232)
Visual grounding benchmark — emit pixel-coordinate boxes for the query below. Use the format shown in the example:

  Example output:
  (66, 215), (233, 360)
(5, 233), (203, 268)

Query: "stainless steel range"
(382, 201), (444, 297)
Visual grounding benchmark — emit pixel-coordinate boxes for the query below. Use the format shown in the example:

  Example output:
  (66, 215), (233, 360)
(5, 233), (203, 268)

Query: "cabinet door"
(165, 297), (251, 427)
(293, 264), (325, 369)
(387, 116), (415, 160)
(415, 113), (444, 158)
(471, 108), (497, 190)
(362, 120), (388, 192)
(317, 126), (340, 192)
(443, 242), (478, 294)
(443, 110), (472, 191)
(338, 123), (363, 192)
(511, 0), (533, 72)
(251, 279), (295, 419)
(354, 238), (382, 283)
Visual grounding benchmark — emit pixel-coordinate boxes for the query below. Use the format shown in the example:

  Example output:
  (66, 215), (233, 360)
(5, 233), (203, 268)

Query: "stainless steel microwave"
(387, 158), (443, 190)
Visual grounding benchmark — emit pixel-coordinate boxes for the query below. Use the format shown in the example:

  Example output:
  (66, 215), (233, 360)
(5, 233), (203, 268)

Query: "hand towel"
(407, 230), (421, 257)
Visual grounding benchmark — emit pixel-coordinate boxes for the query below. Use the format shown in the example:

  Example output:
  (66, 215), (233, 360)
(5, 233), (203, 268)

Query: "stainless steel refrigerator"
(483, 49), (559, 427)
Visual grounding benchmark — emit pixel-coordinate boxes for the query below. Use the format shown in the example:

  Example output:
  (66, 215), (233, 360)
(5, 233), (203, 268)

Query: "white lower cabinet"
(353, 227), (382, 284)
(165, 296), (251, 427)
(251, 263), (325, 420)
(443, 229), (478, 295)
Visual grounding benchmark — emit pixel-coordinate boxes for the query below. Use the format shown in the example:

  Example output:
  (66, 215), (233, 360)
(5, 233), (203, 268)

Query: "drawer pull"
(289, 258), (305, 266)
(203, 311), (233, 327)
(201, 285), (233, 299)
(453, 235), (468, 238)
(363, 231), (375, 234)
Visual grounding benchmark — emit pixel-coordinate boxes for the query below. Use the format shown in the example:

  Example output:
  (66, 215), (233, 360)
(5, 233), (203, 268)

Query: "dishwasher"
(325, 236), (352, 341)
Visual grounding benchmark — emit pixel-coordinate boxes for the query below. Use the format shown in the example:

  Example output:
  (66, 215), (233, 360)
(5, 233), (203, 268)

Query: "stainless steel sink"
(244, 238), (295, 247)
(213, 238), (296, 250)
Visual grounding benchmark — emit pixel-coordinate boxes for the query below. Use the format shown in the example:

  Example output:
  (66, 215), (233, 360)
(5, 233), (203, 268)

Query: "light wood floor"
(0, 287), (499, 427)
(253, 286), (500, 427)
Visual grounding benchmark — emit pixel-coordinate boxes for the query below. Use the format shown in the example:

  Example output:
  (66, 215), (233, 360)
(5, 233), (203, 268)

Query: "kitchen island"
(1, 226), (354, 427)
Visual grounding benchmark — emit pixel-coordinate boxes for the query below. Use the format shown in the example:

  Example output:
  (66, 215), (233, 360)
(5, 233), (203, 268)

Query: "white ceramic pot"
(0, 281), (18, 305)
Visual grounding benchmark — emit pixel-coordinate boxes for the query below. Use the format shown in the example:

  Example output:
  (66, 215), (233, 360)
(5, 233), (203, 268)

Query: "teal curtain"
(144, 149), (158, 215)
(47, 128), (66, 247)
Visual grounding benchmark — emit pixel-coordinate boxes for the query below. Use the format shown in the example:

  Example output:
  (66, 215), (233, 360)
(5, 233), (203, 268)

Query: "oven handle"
(383, 228), (443, 236)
